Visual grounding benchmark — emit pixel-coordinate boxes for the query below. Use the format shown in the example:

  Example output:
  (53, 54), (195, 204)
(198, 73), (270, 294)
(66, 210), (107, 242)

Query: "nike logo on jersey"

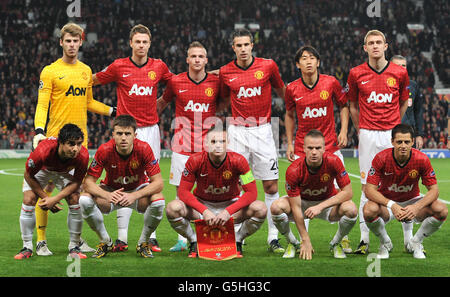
(361, 80), (370, 84)
(122, 74), (131, 77)
(112, 165), (117, 168)
(59, 76), (65, 80)
(229, 77), (238, 82)
(179, 89), (188, 93)
(295, 97), (303, 101)
(200, 173), (208, 177)
(384, 172), (393, 175)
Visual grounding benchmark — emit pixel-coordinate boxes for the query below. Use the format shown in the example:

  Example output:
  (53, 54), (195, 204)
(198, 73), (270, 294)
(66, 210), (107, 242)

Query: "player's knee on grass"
(341, 200), (358, 218)
(363, 200), (380, 222)
(166, 199), (186, 219)
(431, 200), (448, 221)
(250, 200), (267, 220)
(270, 197), (289, 216)
(23, 191), (38, 206)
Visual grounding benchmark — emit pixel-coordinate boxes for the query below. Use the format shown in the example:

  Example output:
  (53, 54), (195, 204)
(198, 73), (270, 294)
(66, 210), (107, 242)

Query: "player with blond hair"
(346, 29), (410, 254)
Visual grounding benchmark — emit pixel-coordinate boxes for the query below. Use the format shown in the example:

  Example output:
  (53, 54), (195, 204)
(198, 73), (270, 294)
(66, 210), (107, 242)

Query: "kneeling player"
(166, 125), (267, 258)
(15, 124), (89, 259)
(79, 115), (164, 258)
(271, 130), (357, 260)
(364, 124), (447, 259)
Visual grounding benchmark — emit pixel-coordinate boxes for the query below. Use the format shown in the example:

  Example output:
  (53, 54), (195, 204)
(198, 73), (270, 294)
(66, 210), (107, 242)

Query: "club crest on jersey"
(205, 87), (214, 97)
(223, 170), (232, 180)
(254, 70), (264, 80)
(320, 173), (331, 183)
(81, 72), (88, 80)
(386, 77), (396, 87)
(148, 71), (156, 80)
(320, 90), (329, 100)
(130, 159), (140, 170)
(408, 169), (419, 179)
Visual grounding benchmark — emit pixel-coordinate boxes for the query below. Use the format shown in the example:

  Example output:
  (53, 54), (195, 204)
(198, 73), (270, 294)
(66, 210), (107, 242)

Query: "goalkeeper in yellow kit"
(33, 23), (116, 256)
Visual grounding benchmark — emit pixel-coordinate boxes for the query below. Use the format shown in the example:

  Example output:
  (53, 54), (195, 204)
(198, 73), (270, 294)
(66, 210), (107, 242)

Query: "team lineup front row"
(15, 116), (447, 260)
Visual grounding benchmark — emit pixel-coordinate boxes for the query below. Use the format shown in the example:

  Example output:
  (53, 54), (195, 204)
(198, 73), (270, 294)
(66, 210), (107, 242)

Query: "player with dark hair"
(93, 24), (172, 252)
(15, 123), (89, 259)
(219, 28), (286, 253)
(364, 124), (447, 259)
(79, 115), (164, 258)
(33, 22), (114, 255)
(165, 125), (267, 258)
(271, 130), (357, 260)
(346, 30), (410, 254)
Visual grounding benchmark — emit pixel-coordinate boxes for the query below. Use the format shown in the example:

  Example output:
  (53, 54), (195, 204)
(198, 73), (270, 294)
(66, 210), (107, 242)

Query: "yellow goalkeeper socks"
(35, 190), (53, 242)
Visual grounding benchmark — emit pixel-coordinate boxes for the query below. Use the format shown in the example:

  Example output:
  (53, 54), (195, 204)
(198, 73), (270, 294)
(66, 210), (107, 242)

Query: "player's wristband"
(35, 128), (44, 135)
(386, 200), (395, 209)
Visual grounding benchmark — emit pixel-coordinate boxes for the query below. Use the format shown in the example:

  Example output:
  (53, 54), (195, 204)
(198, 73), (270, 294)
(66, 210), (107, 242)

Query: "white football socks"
(265, 192), (280, 244)
(19, 204), (35, 250)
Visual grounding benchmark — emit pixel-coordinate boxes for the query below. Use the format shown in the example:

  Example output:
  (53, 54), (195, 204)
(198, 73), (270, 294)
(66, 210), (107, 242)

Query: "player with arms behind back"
(219, 28), (286, 253)
(33, 23), (114, 255)
(79, 115), (164, 258)
(364, 124), (447, 259)
(270, 130), (357, 260)
(15, 124), (89, 259)
(93, 24), (172, 252)
(157, 41), (221, 252)
(165, 124), (267, 258)
(346, 30), (410, 254)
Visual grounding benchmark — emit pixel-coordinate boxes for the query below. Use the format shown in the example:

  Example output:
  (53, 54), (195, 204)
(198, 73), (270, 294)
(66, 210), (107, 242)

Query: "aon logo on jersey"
(114, 175), (139, 185)
(65, 85), (86, 96)
(388, 183), (413, 193)
(367, 91), (393, 103)
(205, 185), (230, 195)
(301, 186), (327, 196)
(302, 107), (327, 119)
(184, 100), (210, 112)
(129, 84), (153, 96)
(237, 86), (261, 99)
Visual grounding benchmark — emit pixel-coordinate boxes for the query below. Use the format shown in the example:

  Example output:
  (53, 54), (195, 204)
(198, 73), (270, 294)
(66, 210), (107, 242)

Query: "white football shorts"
(136, 124), (161, 162)
(358, 129), (392, 184)
(169, 151), (191, 186)
(227, 123), (279, 180)
(22, 169), (76, 193)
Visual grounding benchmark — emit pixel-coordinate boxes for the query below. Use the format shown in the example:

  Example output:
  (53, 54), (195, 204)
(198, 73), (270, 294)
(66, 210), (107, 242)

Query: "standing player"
(93, 24), (172, 252)
(15, 124), (89, 259)
(219, 28), (286, 253)
(33, 23), (114, 255)
(270, 130), (357, 260)
(79, 115), (164, 258)
(165, 125), (267, 258)
(364, 124), (447, 259)
(346, 30), (410, 254)
(157, 41), (221, 252)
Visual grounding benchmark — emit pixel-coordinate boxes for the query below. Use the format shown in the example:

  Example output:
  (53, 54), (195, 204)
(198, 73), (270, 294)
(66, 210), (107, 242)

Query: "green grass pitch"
(0, 157), (449, 277)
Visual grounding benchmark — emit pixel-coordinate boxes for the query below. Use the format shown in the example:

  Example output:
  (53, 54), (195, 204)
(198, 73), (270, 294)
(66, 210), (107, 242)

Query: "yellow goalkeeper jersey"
(35, 58), (111, 148)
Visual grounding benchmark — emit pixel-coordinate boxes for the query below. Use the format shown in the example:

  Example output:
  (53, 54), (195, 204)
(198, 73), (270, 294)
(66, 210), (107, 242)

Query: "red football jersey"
(219, 57), (284, 126)
(25, 138), (89, 183)
(285, 74), (347, 154)
(366, 148), (437, 202)
(162, 72), (219, 155)
(178, 151), (257, 215)
(96, 57), (173, 127)
(87, 138), (161, 191)
(285, 152), (351, 201)
(345, 62), (409, 130)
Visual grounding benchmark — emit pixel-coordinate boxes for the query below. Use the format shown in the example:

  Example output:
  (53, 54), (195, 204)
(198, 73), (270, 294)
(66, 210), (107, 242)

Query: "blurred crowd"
(0, 0), (448, 150)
